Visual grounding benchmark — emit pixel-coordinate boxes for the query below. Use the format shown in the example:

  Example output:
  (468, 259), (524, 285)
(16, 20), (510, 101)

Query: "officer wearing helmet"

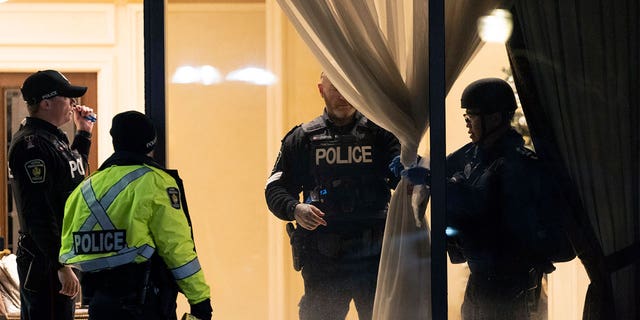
(392, 78), (574, 319)
(59, 111), (212, 320)
(458, 77), (518, 144)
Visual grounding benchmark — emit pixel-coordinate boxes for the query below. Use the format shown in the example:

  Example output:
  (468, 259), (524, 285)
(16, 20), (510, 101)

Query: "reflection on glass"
(225, 67), (277, 86)
(172, 65), (276, 86)
(200, 65), (223, 85)
(171, 65), (222, 85)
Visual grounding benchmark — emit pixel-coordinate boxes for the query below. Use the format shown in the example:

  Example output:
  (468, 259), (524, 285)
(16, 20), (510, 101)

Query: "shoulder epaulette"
(281, 124), (302, 142)
(301, 116), (326, 133)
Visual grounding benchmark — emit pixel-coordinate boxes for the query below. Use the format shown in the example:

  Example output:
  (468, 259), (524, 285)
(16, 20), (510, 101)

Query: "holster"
(286, 223), (304, 271)
(16, 234), (47, 293)
(147, 255), (179, 318)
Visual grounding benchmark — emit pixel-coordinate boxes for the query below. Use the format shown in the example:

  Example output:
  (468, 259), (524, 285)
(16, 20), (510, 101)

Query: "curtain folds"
(276, 0), (500, 318)
(507, 1), (639, 319)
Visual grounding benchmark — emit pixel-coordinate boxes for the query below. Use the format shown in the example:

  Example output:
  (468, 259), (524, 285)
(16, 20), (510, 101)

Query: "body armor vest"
(302, 116), (389, 219)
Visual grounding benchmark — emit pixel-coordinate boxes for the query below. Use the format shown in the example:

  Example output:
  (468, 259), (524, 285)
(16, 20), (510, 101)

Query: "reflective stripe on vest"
(61, 167), (155, 271)
(79, 167), (152, 231)
(70, 245), (155, 272)
(172, 257), (202, 280)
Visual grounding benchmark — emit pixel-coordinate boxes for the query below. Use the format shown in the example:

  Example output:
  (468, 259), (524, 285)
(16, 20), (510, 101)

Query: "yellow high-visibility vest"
(59, 164), (210, 305)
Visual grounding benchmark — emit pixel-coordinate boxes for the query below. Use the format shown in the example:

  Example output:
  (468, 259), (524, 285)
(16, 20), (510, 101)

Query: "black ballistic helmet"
(461, 78), (517, 114)
(110, 111), (157, 154)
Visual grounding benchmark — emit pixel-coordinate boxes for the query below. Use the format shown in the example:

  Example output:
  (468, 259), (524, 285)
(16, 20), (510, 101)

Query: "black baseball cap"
(21, 70), (87, 104)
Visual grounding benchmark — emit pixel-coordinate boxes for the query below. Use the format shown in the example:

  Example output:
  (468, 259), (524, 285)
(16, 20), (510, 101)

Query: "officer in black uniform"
(444, 78), (573, 320)
(265, 73), (400, 320)
(8, 70), (95, 320)
(394, 78), (575, 319)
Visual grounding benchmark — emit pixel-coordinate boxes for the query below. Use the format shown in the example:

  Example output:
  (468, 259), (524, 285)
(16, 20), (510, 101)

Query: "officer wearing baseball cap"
(60, 111), (212, 320)
(9, 69), (95, 319)
(21, 69), (88, 105)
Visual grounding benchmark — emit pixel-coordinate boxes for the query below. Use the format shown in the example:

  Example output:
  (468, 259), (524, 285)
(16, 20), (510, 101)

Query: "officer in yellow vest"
(59, 111), (212, 320)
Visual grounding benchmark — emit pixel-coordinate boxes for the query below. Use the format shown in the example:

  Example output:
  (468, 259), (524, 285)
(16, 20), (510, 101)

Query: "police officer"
(9, 70), (95, 319)
(265, 73), (400, 320)
(399, 78), (573, 320)
(59, 111), (212, 320)
(446, 78), (536, 319)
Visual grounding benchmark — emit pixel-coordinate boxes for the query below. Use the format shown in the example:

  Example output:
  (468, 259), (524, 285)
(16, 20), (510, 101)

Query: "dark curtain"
(506, 1), (639, 319)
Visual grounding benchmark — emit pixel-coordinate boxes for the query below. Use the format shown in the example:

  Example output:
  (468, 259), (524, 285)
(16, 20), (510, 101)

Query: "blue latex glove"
(388, 155), (404, 178)
(401, 166), (431, 185)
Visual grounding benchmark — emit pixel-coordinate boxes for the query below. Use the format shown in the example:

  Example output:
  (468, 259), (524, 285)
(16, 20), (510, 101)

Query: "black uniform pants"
(461, 270), (542, 320)
(16, 243), (75, 320)
(81, 263), (178, 320)
(298, 228), (383, 320)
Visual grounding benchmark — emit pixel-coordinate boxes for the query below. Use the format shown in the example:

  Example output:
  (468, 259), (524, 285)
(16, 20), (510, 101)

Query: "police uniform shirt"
(8, 117), (91, 267)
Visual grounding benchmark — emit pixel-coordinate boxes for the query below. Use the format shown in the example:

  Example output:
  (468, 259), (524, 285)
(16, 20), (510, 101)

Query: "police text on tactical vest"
(315, 146), (373, 165)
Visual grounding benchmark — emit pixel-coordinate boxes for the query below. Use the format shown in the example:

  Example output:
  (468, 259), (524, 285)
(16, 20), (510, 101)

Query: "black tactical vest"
(301, 116), (389, 219)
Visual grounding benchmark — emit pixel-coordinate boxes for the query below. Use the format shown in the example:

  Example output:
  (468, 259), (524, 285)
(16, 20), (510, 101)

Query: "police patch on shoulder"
(24, 159), (46, 183)
(167, 187), (181, 209)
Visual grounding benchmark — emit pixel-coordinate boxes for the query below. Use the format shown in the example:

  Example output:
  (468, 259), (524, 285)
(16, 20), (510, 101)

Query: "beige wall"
(166, 4), (272, 319)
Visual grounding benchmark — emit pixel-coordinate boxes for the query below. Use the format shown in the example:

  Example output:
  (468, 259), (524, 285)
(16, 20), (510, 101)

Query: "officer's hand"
(388, 155), (404, 178)
(294, 203), (327, 230)
(190, 298), (213, 320)
(72, 104), (95, 133)
(57, 266), (80, 298)
(401, 166), (431, 185)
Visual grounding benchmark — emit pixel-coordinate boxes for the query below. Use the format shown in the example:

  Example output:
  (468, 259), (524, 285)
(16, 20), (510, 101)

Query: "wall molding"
(0, 4), (115, 45)
(0, 3), (144, 163)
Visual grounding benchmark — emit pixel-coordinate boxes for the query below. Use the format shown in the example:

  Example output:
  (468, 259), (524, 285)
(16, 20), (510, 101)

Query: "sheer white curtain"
(276, 0), (501, 318)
